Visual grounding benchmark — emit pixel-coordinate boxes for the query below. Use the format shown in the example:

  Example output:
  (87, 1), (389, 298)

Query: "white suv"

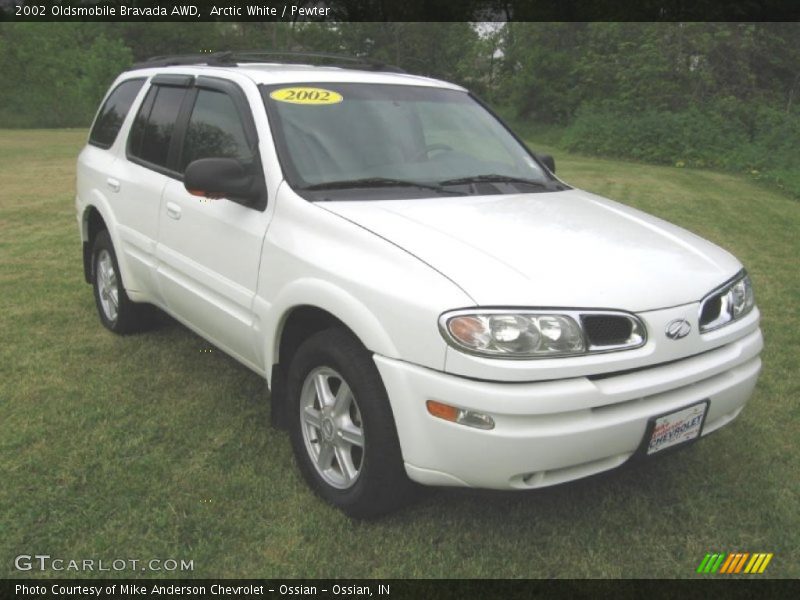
(76, 53), (763, 517)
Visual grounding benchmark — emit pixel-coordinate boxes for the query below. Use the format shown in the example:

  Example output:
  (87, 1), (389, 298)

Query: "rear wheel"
(287, 328), (417, 518)
(91, 230), (154, 334)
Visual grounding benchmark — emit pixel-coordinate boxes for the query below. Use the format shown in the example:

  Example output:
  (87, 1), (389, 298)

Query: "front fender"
(256, 278), (399, 382)
(254, 184), (475, 387)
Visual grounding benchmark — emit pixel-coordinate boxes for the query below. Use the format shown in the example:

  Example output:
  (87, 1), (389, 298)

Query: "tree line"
(2, 22), (797, 195)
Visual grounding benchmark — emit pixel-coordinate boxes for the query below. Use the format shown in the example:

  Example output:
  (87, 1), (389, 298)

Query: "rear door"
(114, 75), (193, 301)
(155, 76), (269, 368)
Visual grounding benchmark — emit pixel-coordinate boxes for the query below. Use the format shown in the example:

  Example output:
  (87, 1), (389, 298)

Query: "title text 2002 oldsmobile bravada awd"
(76, 53), (763, 517)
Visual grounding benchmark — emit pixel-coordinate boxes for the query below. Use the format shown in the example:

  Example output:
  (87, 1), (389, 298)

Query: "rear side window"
(128, 85), (188, 169)
(88, 79), (145, 149)
(180, 89), (253, 172)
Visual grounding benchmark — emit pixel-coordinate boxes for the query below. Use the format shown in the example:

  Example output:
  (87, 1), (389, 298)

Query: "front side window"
(128, 84), (188, 169)
(180, 89), (253, 172)
(262, 83), (563, 200)
(89, 78), (145, 149)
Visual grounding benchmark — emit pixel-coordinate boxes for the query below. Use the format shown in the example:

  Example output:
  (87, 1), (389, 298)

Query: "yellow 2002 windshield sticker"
(270, 87), (343, 105)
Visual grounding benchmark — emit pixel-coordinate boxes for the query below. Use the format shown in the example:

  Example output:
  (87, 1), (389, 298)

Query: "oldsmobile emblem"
(665, 318), (692, 340)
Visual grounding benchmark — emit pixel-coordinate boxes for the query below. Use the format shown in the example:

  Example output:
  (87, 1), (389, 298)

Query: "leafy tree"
(0, 24), (131, 128)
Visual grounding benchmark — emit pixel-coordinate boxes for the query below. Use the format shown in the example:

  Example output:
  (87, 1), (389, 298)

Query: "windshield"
(261, 82), (566, 200)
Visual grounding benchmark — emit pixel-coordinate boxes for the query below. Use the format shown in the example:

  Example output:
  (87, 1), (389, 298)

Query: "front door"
(156, 79), (268, 368)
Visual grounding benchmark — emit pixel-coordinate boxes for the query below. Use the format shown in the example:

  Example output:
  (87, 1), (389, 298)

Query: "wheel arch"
(264, 282), (400, 429)
(81, 205), (108, 283)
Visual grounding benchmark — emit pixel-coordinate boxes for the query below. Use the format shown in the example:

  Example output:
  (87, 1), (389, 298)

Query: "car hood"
(321, 189), (742, 311)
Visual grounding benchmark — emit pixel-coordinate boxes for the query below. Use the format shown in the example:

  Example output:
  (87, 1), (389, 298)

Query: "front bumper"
(375, 326), (762, 489)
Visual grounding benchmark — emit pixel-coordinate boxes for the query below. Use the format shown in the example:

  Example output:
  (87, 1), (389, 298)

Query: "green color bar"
(697, 554), (712, 573)
(704, 554), (719, 573)
(711, 553), (727, 573)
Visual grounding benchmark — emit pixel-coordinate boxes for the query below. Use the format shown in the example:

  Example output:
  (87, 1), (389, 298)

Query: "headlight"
(439, 310), (645, 359)
(730, 276), (755, 318)
(699, 271), (755, 332)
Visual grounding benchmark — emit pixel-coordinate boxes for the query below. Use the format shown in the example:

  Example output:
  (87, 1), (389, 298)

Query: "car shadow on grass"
(400, 442), (724, 524)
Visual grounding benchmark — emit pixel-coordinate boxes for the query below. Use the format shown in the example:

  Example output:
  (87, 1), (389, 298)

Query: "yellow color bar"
(744, 554), (760, 573)
(758, 553), (774, 574)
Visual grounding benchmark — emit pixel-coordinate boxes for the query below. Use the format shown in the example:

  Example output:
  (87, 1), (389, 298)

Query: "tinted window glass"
(129, 85), (187, 169)
(89, 79), (145, 148)
(127, 85), (156, 159)
(180, 89), (253, 172)
(262, 83), (556, 200)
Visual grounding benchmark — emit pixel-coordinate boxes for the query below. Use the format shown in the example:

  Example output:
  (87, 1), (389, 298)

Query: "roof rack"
(129, 51), (406, 74)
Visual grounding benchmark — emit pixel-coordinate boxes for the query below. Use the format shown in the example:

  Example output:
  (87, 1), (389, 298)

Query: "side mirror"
(184, 158), (258, 202)
(536, 153), (556, 174)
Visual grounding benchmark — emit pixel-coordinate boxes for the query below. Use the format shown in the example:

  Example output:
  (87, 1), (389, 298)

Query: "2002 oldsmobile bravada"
(76, 53), (763, 517)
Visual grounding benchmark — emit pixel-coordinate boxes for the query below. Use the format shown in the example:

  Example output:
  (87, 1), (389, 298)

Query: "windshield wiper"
(438, 174), (552, 188)
(301, 177), (464, 195)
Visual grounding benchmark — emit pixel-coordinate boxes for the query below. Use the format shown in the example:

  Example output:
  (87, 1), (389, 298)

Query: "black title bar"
(3, 0), (800, 22)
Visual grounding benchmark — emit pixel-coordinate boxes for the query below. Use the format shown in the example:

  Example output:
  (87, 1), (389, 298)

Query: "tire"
(91, 230), (154, 334)
(287, 328), (417, 518)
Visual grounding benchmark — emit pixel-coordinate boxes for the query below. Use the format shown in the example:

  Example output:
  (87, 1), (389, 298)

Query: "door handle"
(106, 178), (121, 193)
(166, 202), (181, 220)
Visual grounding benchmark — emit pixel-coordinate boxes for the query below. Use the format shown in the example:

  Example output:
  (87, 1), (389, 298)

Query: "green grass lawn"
(1, 130), (798, 579)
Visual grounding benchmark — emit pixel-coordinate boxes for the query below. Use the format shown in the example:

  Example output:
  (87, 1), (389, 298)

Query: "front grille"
(582, 315), (633, 347)
(699, 293), (723, 328)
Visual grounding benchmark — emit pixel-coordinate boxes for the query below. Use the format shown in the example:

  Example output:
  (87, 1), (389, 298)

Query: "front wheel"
(287, 328), (417, 518)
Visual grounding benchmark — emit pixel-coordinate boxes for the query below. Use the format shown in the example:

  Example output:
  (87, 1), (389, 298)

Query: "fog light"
(426, 400), (495, 430)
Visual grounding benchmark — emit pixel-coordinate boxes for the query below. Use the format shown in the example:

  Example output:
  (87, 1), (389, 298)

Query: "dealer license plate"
(646, 401), (708, 456)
